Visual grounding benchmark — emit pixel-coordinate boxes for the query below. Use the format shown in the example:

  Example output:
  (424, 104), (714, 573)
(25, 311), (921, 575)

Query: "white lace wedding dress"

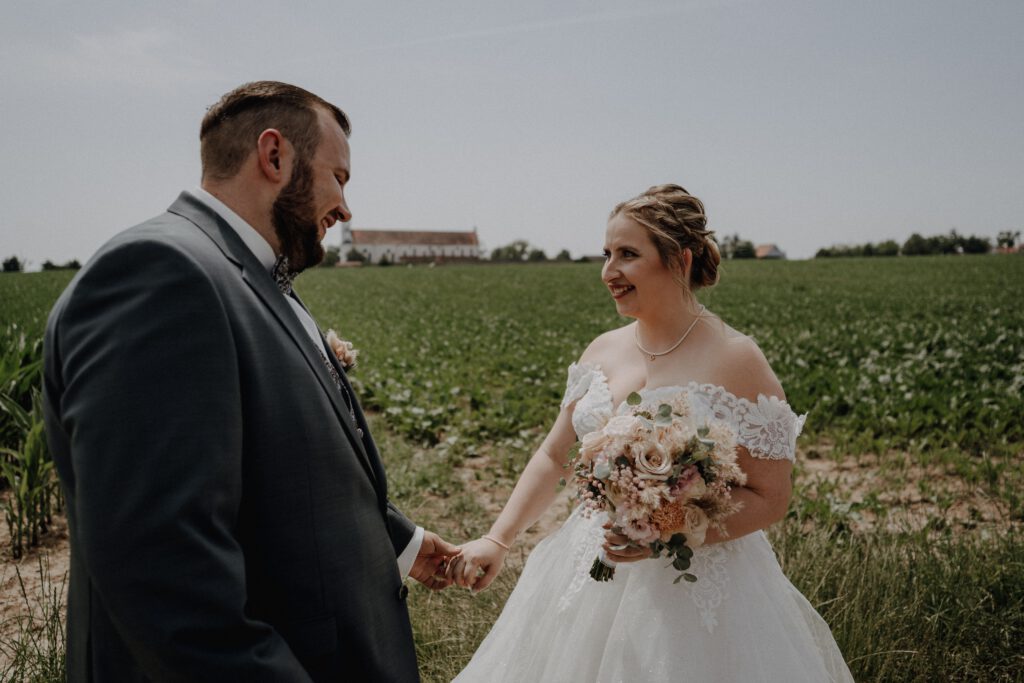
(454, 363), (854, 682)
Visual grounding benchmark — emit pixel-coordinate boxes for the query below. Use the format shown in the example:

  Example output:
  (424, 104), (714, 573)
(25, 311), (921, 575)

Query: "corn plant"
(0, 390), (60, 559)
(0, 327), (43, 451)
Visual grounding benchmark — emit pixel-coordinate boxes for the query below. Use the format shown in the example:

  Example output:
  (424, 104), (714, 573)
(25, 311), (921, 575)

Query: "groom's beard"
(272, 157), (323, 272)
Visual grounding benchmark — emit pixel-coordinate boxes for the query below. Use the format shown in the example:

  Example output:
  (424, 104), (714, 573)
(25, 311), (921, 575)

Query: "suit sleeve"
(386, 500), (423, 577)
(386, 501), (417, 556)
(52, 240), (312, 681)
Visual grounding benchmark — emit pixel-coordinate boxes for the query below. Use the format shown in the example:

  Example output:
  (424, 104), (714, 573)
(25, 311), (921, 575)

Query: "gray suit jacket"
(42, 193), (420, 682)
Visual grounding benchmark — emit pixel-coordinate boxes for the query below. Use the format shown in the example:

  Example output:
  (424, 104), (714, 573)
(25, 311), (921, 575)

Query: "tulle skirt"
(454, 508), (854, 682)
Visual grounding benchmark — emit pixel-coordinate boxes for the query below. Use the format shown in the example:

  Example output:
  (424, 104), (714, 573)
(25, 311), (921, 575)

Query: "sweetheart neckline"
(571, 361), (797, 412)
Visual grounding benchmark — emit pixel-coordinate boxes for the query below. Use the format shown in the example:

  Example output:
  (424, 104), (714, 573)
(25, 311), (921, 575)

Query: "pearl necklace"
(634, 306), (706, 361)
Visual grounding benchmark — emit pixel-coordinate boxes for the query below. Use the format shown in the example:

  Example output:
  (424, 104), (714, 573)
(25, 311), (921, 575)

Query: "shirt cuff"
(396, 526), (424, 578)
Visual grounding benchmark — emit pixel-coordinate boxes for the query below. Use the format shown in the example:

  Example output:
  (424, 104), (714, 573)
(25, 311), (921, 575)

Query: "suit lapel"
(167, 193), (383, 496)
(296, 294), (386, 498)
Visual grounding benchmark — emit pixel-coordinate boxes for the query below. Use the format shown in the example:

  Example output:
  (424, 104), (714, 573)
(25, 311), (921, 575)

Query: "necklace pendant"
(650, 354), (656, 361)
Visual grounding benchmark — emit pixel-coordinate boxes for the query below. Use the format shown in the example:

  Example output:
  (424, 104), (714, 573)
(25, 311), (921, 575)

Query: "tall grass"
(773, 522), (1023, 682)
(0, 555), (67, 681)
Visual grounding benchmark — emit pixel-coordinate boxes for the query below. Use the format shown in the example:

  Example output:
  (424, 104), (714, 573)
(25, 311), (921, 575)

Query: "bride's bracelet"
(482, 535), (511, 551)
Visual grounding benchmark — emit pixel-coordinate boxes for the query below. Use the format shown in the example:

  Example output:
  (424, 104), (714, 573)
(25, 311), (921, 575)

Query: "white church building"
(342, 225), (481, 264)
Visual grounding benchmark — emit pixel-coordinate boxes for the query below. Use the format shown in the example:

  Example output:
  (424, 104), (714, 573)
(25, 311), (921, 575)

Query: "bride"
(449, 184), (854, 682)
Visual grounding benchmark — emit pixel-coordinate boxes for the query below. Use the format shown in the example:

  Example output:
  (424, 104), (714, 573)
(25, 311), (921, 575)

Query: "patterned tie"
(272, 255), (297, 295)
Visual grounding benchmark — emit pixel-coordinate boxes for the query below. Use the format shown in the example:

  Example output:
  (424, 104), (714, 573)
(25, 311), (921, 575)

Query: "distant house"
(342, 225), (481, 264)
(755, 244), (787, 260)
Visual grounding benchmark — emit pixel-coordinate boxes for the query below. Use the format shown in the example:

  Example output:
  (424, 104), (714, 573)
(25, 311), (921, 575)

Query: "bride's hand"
(602, 521), (652, 563)
(446, 537), (509, 592)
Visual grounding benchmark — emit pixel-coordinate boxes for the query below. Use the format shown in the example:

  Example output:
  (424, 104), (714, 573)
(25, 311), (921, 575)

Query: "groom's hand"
(410, 530), (461, 591)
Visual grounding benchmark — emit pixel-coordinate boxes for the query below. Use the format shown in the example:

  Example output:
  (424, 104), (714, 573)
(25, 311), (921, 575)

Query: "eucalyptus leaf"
(683, 573), (698, 583)
(626, 392), (642, 406)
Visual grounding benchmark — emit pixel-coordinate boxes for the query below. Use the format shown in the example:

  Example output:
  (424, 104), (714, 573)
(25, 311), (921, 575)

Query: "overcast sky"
(1, 0), (1021, 267)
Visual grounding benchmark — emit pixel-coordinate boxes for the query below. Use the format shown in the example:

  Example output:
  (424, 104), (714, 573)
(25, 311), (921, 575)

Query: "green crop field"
(1, 255), (1022, 681)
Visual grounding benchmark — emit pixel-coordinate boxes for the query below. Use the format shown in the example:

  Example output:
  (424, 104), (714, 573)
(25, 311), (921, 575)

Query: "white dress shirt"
(188, 188), (424, 578)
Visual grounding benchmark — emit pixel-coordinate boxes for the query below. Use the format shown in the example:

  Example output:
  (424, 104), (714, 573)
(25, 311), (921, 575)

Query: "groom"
(42, 81), (457, 681)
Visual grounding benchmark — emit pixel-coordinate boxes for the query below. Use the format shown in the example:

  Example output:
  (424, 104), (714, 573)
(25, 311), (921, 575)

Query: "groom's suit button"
(398, 584), (409, 600)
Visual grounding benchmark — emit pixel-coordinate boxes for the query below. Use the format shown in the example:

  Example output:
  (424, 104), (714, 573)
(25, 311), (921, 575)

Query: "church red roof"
(350, 229), (479, 246)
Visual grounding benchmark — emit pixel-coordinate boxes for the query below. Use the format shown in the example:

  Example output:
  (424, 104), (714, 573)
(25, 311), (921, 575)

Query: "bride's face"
(602, 212), (683, 318)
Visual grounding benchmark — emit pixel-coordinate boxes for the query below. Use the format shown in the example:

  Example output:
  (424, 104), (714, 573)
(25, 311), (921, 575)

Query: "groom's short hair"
(200, 81), (350, 181)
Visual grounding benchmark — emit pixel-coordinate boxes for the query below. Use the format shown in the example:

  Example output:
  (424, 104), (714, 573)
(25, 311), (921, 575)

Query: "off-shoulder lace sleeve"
(688, 384), (805, 462)
(561, 362), (595, 409)
(736, 394), (806, 461)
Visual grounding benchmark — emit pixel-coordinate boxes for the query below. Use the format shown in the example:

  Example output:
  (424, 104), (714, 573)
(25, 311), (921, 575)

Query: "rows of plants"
(297, 256), (1024, 459)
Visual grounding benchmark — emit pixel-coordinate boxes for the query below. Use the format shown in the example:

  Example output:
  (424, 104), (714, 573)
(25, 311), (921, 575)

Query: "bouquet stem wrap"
(590, 549), (618, 582)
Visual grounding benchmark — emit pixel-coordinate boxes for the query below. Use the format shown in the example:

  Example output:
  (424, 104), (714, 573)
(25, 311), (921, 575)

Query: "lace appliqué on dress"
(686, 543), (732, 633)
(557, 509), (606, 614)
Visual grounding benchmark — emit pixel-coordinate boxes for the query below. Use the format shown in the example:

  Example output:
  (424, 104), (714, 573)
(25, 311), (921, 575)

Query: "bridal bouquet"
(571, 392), (746, 584)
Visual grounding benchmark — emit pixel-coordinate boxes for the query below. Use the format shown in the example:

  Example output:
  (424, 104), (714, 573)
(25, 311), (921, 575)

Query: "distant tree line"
(489, 240), (547, 262)
(3, 256), (83, 273)
(718, 234), (757, 259)
(41, 259), (82, 270)
(815, 240), (901, 258)
(816, 229), (1020, 258)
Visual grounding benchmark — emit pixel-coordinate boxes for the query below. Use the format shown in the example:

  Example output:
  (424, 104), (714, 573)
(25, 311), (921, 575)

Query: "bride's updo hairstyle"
(611, 184), (721, 291)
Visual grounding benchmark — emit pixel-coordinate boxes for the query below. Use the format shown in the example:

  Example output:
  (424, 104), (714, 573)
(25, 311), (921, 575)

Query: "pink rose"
(623, 518), (660, 545)
(670, 466), (706, 500)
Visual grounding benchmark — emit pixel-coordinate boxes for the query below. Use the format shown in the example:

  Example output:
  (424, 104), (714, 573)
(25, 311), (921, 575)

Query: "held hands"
(410, 530), (463, 591)
(602, 521), (652, 564)
(445, 536), (510, 592)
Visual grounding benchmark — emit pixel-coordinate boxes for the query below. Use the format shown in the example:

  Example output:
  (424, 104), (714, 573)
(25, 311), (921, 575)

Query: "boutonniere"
(325, 329), (359, 371)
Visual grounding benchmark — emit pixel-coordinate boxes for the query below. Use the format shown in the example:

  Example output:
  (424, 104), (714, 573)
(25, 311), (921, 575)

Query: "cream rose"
(604, 415), (644, 438)
(635, 444), (672, 480)
(682, 505), (710, 547)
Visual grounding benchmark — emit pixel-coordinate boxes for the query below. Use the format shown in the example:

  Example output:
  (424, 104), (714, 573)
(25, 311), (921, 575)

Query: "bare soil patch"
(796, 441), (1021, 534)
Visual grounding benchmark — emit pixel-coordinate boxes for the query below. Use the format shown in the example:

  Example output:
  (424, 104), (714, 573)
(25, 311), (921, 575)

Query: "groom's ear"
(256, 128), (288, 183)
